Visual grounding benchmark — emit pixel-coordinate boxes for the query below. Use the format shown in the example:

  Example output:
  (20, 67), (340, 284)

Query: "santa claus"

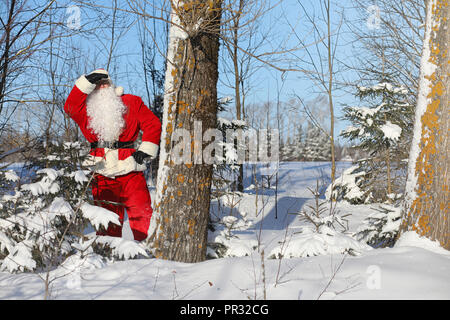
(64, 69), (162, 241)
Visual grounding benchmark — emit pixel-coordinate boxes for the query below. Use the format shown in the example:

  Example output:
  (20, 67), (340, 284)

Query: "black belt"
(90, 141), (135, 149)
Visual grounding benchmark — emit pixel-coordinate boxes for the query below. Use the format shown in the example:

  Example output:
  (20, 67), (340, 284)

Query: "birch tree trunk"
(148, 0), (223, 262)
(232, 0), (245, 193)
(401, 0), (449, 249)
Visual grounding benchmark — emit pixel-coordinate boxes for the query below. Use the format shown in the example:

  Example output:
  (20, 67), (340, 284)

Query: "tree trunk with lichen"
(401, 0), (449, 249)
(149, 0), (223, 262)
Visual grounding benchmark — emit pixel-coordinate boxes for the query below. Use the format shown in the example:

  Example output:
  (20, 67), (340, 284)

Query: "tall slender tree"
(401, 0), (449, 249)
(148, 0), (223, 262)
(291, 0), (342, 185)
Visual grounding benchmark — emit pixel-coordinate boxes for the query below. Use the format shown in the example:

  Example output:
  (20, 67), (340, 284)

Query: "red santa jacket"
(64, 75), (162, 177)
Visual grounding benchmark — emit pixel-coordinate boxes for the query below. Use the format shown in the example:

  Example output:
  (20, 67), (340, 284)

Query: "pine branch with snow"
(207, 193), (255, 258)
(295, 180), (350, 233)
(89, 236), (149, 260)
(269, 226), (370, 259)
(354, 205), (402, 248)
(0, 142), (92, 272)
(212, 116), (247, 193)
(270, 180), (366, 259)
(338, 77), (414, 203)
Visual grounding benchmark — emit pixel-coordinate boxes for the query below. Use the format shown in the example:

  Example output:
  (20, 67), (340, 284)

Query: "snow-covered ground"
(0, 162), (448, 300)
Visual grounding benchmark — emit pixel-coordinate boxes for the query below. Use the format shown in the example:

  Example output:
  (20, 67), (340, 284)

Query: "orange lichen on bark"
(166, 122), (173, 134)
(177, 174), (185, 184)
(187, 219), (195, 236)
(177, 100), (187, 114)
(407, 0), (448, 240)
(409, 70), (441, 236)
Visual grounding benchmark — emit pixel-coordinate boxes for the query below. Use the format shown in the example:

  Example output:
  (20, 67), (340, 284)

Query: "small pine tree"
(337, 77), (414, 203)
(281, 126), (305, 161)
(280, 140), (294, 161)
(304, 122), (331, 161)
(213, 116), (247, 193)
(292, 125), (305, 161)
(0, 141), (92, 272)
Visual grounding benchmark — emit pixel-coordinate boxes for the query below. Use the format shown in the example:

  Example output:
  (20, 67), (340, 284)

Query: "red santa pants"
(91, 171), (152, 241)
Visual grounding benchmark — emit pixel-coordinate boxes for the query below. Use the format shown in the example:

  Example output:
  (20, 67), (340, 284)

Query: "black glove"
(132, 151), (151, 165)
(85, 72), (109, 84)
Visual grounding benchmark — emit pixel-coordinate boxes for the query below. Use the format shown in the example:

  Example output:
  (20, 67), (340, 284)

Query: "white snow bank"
(0, 162), (448, 300)
(1, 245), (448, 300)
(269, 226), (370, 258)
(396, 231), (449, 255)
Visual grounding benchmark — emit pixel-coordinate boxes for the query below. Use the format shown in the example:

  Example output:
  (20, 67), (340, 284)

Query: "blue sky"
(66, 0), (370, 142)
(213, 0), (363, 140)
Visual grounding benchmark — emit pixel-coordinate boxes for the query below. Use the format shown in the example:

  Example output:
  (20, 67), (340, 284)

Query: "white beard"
(86, 87), (127, 142)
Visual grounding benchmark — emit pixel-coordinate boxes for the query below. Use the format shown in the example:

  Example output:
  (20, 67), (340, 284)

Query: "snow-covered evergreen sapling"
(295, 180), (350, 234)
(208, 98), (259, 259)
(336, 79), (414, 204)
(269, 180), (368, 259)
(213, 97), (247, 193)
(207, 192), (256, 259)
(281, 125), (305, 161)
(0, 142), (93, 272)
(303, 122), (331, 162)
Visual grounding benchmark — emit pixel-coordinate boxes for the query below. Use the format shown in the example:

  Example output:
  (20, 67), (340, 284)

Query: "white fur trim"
(115, 86), (124, 96)
(138, 141), (159, 158)
(75, 75), (96, 94)
(82, 149), (146, 177)
(91, 69), (109, 76)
